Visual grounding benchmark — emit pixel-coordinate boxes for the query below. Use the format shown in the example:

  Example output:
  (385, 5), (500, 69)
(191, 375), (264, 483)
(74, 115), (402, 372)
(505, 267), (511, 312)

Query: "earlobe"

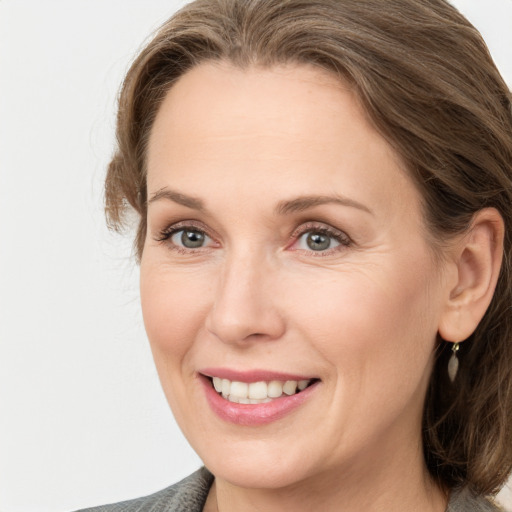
(438, 208), (504, 343)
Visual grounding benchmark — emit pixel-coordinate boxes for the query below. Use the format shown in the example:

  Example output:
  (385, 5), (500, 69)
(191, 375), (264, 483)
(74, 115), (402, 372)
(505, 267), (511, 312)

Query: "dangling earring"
(448, 342), (460, 382)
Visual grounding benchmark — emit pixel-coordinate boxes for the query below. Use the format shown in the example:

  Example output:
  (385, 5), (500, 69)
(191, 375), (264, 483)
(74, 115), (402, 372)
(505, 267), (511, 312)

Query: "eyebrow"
(148, 187), (373, 216)
(148, 188), (205, 211)
(276, 195), (373, 216)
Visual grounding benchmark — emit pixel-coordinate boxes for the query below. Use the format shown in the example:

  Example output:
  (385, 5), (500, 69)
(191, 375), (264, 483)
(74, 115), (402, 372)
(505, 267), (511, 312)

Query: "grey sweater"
(76, 467), (505, 512)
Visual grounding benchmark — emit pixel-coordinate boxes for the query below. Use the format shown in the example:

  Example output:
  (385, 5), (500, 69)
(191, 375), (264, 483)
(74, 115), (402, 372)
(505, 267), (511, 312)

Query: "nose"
(205, 251), (286, 345)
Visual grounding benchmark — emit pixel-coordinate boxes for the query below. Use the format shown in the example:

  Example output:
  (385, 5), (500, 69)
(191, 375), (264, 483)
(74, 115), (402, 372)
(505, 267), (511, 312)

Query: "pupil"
(181, 230), (205, 248)
(307, 233), (330, 251)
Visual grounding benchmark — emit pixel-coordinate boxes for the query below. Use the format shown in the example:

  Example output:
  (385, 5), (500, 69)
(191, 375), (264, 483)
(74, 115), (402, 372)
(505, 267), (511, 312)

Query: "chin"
(194, 437), (324, 490)
(206, 456), (313, 490)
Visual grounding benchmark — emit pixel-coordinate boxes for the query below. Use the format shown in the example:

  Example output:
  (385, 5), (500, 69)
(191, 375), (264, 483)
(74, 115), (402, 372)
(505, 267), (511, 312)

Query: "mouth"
(199, 370), (320, 425)
(208, 376), (318, 404)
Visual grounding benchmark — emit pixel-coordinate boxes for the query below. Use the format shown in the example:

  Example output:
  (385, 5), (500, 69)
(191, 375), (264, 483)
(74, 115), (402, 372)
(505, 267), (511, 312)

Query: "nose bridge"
(206, 246), (284, 344)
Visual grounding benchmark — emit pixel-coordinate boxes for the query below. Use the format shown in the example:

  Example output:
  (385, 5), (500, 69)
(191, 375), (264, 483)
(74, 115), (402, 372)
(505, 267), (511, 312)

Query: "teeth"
(267, 380), (283, 398)
(283, 380), (298, 395)
(231, 381), (248, 399)
(213, 377), (222, 392)
(298, 380), (309, 391)
(211, 377), (312, 402)
(248, 381), (267, 399)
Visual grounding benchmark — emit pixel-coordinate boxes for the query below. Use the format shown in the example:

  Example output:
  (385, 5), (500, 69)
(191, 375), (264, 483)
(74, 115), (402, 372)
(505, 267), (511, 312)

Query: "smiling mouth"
(207, 376), (319, 404)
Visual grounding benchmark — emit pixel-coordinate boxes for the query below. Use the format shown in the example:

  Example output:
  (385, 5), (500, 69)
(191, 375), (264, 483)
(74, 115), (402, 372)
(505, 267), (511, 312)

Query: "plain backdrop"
(1, 1), (511, 511)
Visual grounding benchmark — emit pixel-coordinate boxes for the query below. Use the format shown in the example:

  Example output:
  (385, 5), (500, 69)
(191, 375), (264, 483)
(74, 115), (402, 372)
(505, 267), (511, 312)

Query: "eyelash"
(154, 221), (216, 254)
(154, 221), (352, 256)
(289, 222), (352, 256)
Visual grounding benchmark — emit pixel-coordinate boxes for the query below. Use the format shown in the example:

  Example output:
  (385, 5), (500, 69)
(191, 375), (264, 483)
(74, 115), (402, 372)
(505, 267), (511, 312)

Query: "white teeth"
(298, 379), (309, 391)
(211, 377), (312, 402)
(213, 377), (222, 392)
(230, 381), (248, 399)
(283, 380), (298, 395)
(267, 380), (283, 398)
(248, 381), (267, 400)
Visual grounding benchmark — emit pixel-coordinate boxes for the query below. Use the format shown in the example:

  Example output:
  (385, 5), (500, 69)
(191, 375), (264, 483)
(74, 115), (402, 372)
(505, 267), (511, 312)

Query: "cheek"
(291, 262), (439, 448)
(139, 263), (215, 432)
(285, 257), (439, 380)
(140, 265), (210, 363)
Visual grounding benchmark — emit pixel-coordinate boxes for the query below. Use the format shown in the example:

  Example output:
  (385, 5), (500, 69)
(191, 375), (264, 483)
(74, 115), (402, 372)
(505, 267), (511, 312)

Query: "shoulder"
(74, 467), (214, 512)
(448, 487), (509, 512)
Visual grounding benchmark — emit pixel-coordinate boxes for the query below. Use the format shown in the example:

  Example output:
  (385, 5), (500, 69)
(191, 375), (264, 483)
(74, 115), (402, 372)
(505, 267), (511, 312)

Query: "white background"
(0, 1), (511, 511)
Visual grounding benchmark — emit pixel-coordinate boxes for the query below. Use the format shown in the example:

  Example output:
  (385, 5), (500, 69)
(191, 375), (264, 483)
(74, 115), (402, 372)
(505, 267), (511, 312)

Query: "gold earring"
(448, 342), (460, 382)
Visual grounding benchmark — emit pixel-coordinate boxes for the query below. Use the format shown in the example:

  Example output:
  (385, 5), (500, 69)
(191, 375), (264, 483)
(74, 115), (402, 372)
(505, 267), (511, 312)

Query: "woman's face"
(141, 62), (449, 489)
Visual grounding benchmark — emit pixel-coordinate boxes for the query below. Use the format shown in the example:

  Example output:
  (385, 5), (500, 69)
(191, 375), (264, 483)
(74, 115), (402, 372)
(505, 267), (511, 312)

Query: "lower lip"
(200, 375), (320, 426)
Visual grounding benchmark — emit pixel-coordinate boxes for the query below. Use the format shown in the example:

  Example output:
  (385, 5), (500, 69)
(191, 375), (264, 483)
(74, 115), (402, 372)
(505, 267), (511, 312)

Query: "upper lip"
(199, 368), (318, 383)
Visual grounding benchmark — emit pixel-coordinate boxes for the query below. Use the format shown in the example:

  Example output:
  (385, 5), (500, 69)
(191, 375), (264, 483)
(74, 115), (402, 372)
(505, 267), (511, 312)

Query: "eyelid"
(291, 221), (350, 240)
(288, 221), (352, 254)
(154, 220), (219, 248)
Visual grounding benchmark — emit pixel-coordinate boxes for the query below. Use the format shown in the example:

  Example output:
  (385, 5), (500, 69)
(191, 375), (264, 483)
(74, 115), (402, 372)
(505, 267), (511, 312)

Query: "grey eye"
(171, 229), (209, 249)
(298, 231), (341, 252)
(306, 233), (331, 251)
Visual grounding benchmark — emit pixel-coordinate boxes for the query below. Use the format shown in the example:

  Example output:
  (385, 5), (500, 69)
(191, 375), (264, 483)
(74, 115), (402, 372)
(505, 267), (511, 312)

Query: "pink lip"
(198, 372), (320, 426)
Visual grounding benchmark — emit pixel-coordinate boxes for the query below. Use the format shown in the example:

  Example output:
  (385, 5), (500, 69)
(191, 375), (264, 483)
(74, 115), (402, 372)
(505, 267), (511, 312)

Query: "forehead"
(146, 61), (420, 224)
(148, 62), (377, 160)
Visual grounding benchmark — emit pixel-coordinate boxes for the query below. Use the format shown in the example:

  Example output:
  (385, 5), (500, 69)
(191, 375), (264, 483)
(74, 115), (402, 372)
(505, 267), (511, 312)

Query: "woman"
(81, 0), (512, 510)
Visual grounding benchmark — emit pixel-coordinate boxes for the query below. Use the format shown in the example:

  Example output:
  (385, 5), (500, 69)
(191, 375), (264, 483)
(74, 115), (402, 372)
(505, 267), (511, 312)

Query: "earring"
(448, 342), (460, 382)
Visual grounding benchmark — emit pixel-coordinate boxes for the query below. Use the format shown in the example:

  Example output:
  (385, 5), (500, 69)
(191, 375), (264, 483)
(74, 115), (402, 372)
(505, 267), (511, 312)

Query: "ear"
(438, 208), (504, 343)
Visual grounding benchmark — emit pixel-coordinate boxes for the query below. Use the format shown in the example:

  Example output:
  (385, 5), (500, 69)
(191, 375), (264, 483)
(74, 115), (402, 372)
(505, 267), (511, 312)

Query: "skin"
(140, 62), (457, 512)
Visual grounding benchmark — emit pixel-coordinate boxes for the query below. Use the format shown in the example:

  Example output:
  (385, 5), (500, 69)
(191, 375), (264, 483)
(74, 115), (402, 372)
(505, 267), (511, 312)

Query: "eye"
(298, 231), (340, 252)
(171, 228), (210, 249)
(154, 222), (216, 252)
(291, 223), (351, 255)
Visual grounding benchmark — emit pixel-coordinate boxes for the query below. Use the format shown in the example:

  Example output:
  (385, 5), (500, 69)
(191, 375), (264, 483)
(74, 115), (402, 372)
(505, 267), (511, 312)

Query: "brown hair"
(106, 0), (512, 495)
